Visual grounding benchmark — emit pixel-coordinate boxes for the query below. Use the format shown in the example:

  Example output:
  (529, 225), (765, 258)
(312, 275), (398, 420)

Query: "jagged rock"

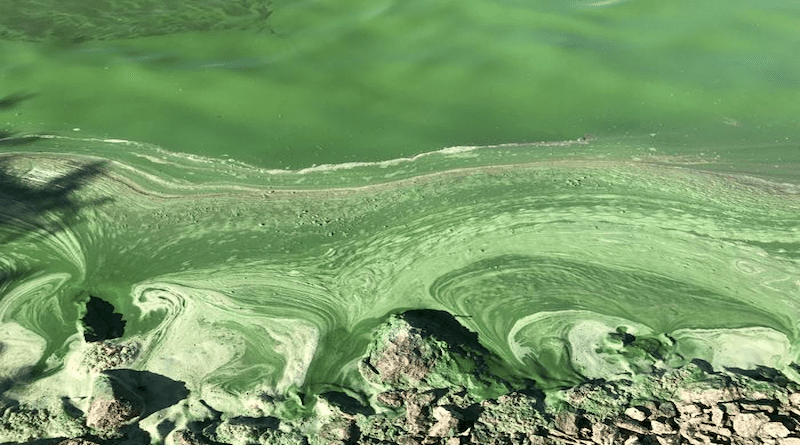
(404, 391), (436, 435)
(732, 412), (770, 438)
(555, 411), (579, 436)
(623, 436), (641, 445)
(591, 422), (616, 445)
(741, 402), (775, 413)
(85, 396), (141, 433)
(85, 374), (144, 436)
(369, 328), (431, 384)
(779, 438), (800, 445)
(650, 419), (675, 435)
(722, 402), (741, 416)
(376, 391), (403, 408)
(318, 418), (358, 443)
(677, 403), (703, 421)
(789, 393), (800, 407)
(81, 340), (140, 372)
(709, 406), (724, 426)
(428, 406), (461, 437)
(615, 419), (648, 435)
(696, 423), (731, 437)
(759, 422), (791, 438)
(657, 402), (678, 419)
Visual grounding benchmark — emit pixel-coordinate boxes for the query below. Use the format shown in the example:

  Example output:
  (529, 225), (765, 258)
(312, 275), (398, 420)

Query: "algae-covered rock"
(80, 340), (140, 373)
(0, 402), (87, 443)
(85, 373), (145, 436)
(210, 416), (308, 445)
(5, 308), (800, 445)
(359, 310), (508, 398)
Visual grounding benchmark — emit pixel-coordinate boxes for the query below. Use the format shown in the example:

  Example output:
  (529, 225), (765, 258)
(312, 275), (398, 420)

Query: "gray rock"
(591, 422), (616, 445)
(428, 406), (461, 437)
(555, 411), (579, 436)
(759, 422), (791, 438)
(731, 412), (770, 438)
(625, 407), (647, 422)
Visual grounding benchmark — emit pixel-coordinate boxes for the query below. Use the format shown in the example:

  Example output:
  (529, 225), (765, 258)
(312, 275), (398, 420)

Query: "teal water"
(1, 1), (800, 442)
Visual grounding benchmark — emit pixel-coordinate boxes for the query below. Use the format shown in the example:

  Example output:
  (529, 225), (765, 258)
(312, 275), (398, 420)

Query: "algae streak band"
(0, 151), (798, 432)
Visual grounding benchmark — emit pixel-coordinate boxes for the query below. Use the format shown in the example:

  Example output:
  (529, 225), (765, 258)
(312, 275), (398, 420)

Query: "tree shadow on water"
(0, 157), (114, 243)
(0, 92), (114, 243)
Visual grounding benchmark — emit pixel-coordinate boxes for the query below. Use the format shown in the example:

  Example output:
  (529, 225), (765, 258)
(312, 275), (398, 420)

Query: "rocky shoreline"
(2, 311), (799, 445)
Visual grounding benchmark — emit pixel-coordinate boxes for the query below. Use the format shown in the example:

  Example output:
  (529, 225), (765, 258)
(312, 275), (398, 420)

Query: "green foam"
(1, 147), (798, 421)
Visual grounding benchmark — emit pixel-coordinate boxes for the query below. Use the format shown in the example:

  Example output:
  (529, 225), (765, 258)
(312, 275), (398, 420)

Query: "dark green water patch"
(81, 296), (126, 342)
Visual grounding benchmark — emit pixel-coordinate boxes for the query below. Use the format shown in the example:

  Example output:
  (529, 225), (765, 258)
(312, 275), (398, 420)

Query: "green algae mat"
(1, 0), (799, 443)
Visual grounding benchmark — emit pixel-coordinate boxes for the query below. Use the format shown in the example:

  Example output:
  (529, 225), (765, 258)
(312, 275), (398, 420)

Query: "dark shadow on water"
(82, 295), (126, 342)
(0, 91), (113, 243)
(402, 309), (492, 358)
(320, 391), (375, 416)
(0, 92), (36, 110)
(0, 157), (114, 243)
(725, 365), (793, 387)
(690, 358), (715, 374)
(0, 130), (41, 147)
(104, 369), (190, 419)
(0, 265), (33, 289)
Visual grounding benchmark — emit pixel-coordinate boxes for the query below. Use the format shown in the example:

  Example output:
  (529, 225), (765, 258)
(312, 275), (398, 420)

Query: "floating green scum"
(0, 139), (798, 419)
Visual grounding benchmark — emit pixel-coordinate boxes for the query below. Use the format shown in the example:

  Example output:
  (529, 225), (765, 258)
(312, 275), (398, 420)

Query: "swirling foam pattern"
(0, 145), (798, 414)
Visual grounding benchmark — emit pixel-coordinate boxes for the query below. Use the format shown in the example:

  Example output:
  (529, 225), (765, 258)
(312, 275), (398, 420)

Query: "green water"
(2, 0), (799, 170)
(1, 0), (800, 440)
